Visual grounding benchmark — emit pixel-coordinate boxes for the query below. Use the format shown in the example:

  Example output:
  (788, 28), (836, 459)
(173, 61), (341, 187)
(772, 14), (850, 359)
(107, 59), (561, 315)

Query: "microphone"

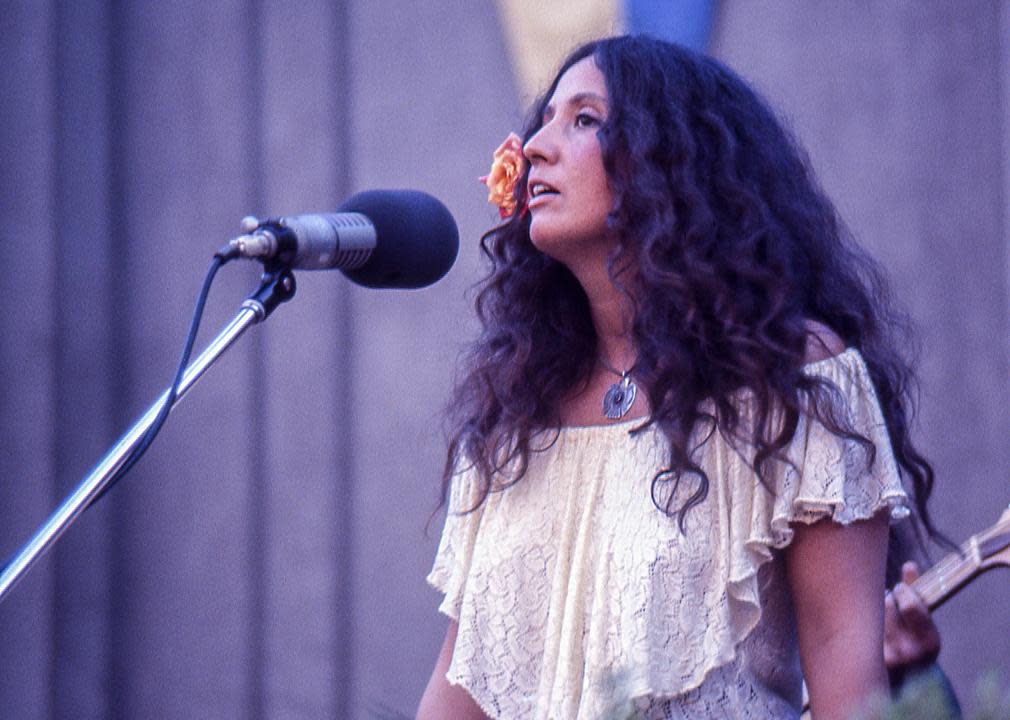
(228, 189), (459, 289)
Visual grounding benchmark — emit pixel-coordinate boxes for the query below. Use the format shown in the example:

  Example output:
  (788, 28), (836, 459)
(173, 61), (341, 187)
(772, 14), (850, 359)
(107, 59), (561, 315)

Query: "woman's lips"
(527, 192), (557, 209)
(527, 181), (560, 209)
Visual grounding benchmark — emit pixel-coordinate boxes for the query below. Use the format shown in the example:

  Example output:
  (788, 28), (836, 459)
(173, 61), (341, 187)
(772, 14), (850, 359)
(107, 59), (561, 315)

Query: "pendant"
(602, 373), (637, 420)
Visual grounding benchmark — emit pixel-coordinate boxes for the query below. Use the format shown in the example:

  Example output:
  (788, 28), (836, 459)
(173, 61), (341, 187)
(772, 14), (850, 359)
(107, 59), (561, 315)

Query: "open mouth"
(529, 182), (559, 199)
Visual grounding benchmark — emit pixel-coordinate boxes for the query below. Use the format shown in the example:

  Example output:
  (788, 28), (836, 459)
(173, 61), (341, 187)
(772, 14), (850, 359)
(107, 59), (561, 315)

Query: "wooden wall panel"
(257, 1), (350, 717)
(50, 1), (114, 717)
(345, 3), (517, 714)
(0, 1), (57, 718)
(103, 2), (261, 717)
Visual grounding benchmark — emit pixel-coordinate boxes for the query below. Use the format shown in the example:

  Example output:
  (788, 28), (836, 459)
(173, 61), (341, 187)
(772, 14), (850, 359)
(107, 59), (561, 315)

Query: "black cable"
(87, 247), (239, 509)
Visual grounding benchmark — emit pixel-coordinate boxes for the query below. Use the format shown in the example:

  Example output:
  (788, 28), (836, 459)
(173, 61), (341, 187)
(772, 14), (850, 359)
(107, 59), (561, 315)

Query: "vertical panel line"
(105, 0), (132, 717)
(245, 0), (267, 717)
(1000, 0), (1010, 367)
(48, 0), (64, 712)
(331, 1), (355, 716)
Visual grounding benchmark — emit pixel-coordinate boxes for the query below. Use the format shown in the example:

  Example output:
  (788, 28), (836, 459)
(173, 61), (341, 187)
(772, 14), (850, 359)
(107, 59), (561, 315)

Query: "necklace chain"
(597, 355), (631, 378)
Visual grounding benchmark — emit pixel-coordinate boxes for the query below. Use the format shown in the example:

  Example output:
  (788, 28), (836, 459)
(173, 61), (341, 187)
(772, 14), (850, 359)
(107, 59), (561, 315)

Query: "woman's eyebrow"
(567, 92), (608, 108)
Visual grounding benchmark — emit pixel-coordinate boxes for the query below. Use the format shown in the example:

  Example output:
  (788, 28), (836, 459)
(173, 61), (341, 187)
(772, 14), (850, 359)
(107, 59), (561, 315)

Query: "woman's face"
(523, 57), (614, 265)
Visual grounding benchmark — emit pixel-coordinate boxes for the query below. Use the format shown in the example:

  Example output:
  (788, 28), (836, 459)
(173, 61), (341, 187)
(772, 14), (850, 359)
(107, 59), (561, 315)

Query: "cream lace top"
(428, 349), (910, 719)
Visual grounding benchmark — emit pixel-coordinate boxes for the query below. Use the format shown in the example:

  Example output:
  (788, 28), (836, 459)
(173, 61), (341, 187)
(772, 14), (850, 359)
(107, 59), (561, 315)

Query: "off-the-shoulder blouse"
(428, 349), (909, 719)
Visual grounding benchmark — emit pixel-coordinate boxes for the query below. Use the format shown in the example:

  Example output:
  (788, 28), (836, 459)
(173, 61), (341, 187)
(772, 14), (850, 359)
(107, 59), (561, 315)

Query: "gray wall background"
(0, 1), (1006, 718)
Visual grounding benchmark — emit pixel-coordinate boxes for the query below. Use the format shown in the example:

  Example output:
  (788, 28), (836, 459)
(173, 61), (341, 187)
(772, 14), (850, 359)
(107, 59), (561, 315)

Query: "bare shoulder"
(802, 319), (847, 363)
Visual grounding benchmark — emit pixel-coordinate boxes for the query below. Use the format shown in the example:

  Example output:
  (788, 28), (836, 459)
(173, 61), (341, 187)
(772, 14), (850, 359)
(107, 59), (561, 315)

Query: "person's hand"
(883, 561), (941, 674)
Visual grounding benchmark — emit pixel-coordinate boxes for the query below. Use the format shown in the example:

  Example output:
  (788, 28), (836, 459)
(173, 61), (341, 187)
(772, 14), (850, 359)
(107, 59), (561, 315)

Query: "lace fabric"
(427, 349), (909, 719)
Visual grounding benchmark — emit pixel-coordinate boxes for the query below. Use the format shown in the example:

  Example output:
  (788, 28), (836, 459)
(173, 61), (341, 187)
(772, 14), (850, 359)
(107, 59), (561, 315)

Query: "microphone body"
(229, 190), (459, 289)
(231, 212), (376, 272)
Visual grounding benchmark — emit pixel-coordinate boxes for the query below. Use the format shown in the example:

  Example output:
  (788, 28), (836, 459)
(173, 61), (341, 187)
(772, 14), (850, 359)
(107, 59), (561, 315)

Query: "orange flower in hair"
(479, 132), (527, 219)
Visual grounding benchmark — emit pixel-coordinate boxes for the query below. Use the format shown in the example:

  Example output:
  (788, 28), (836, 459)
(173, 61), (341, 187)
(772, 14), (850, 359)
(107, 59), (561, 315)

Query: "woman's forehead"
(543, 58), (609, 116)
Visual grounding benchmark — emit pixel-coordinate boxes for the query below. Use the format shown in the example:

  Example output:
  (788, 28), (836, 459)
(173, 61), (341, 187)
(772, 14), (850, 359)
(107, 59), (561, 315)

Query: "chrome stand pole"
(0, 269), (296, 603)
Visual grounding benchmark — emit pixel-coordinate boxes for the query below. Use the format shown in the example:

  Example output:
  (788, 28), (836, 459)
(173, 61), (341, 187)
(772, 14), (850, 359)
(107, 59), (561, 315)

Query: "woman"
(419, 35), (944, 719)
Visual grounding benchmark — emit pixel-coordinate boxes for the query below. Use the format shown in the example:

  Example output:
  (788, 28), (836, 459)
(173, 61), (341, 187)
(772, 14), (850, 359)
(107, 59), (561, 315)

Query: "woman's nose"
(523, 124), (556, 164)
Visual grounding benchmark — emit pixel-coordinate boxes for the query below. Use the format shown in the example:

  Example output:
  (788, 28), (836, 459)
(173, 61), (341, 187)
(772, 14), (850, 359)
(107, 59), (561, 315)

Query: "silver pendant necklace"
(599, 358), (637, 420)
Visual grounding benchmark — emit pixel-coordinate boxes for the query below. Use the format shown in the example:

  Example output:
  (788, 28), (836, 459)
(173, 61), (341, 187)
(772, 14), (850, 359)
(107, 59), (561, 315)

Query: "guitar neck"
(910, 509), (1010, 610)
(911, 542), (981, 611)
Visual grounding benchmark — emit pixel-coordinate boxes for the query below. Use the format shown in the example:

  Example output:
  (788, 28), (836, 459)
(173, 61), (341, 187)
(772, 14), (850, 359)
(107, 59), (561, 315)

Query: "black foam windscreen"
(338, 190), (459, 289)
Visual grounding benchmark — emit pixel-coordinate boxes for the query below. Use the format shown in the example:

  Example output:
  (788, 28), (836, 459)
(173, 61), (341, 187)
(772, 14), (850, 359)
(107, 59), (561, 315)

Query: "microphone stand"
(0, 268), (296, 604)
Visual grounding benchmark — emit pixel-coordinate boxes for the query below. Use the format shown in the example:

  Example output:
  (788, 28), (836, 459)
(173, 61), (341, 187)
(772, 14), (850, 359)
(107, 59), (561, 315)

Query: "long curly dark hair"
(443, 35), (942, 548)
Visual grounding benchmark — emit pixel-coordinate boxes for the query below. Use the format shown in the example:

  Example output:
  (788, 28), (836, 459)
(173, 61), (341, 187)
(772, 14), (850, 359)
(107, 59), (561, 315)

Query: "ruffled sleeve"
(717, 348), (911, 676)
(741, 347), (910, 556)
(426, 463), (484, 620)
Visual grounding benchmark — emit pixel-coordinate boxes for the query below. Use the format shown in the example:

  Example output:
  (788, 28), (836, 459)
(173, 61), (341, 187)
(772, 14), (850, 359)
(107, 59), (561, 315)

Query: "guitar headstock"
(977, 503), (1010, 572)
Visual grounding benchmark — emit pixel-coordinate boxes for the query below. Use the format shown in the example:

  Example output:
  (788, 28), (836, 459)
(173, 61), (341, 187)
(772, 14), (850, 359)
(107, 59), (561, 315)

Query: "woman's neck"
(555, 257), (647, 426)
(589, 294), (635, 370)
(571, 258), (636, 371)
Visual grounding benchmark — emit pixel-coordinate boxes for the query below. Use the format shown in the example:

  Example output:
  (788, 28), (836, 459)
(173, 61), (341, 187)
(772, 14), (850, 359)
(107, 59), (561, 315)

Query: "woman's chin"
(529, 229), (571, 263)
(529, 222), (615, 268)
(529, 216), (583, 255)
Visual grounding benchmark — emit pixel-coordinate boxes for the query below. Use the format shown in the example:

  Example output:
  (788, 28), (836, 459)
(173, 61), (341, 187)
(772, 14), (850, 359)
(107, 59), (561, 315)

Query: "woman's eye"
(575, 113), (600, 128)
